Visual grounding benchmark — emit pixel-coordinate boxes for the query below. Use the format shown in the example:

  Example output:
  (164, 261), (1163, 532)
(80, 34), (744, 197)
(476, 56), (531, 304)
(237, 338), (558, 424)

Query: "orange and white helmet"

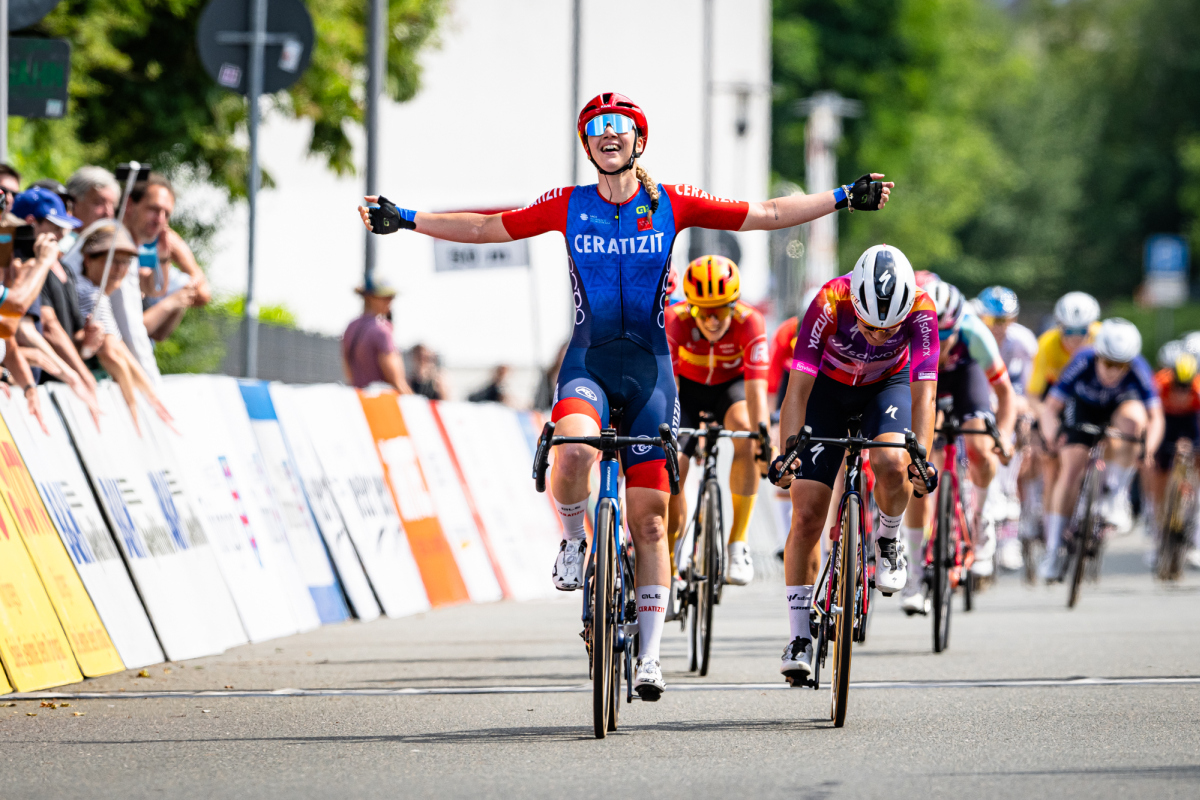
(683, 255), (740, 308)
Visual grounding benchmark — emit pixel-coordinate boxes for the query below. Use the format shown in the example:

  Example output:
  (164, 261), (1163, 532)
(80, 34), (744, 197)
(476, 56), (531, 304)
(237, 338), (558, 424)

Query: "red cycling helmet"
(577, 92), (648, 175)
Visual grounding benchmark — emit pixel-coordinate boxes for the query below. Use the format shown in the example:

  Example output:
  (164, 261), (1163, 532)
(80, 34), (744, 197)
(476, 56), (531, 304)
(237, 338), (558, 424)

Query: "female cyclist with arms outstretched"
(359, 92), (893, 699)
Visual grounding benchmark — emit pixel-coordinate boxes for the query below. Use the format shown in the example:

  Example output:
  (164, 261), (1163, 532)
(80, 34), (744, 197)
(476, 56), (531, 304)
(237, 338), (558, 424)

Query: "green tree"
(10, 0), (446, 194)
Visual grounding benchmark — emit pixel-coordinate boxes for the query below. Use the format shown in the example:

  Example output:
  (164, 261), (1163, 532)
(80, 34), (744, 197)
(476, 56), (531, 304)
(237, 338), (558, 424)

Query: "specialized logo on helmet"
(874, 249), (897, 315)
(575, 386), (598, 402)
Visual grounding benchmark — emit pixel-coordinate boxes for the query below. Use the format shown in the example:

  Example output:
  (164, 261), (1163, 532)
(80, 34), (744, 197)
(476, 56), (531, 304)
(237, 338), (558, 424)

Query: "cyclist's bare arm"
(739, 174), (893, 232)
(1040, 394), (1065, 449)
(993, 371), (1018, 443)
(776, 371), (816, 487)
(910, 380), (937, 457)
(1145, 404), (1166, 461)
(357, 196), (513, 243)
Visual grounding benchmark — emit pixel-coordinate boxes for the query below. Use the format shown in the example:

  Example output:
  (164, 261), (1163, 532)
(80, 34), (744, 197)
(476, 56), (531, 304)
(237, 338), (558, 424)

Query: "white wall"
(204, 0), (771, 380)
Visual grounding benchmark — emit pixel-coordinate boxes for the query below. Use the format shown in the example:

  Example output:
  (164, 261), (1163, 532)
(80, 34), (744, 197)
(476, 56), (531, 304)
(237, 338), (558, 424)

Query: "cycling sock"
(877, 510), (904, 542)
(728, 493), (757, 545)
(555, 499), (588, 541)
(1105, 464), (1132, 495)
(1045, 513), (1065, 554)
(787, 585), (814, 640)
(901, 525), (925, 564)
(636, 585), (668, 661)
(774, 492), (792, 553)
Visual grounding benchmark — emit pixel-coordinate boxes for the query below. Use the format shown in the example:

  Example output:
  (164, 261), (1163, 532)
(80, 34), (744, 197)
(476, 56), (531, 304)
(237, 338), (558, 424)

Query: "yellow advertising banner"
(1, 661), (11, 694)
(0, 493), (82, 691)
(0, 417), (123, 677)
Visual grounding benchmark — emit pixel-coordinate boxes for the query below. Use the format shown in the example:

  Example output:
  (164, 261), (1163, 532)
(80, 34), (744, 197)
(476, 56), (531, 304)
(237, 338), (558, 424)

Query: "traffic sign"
(9, 0), (61, 31)
(1144, 234), (1191, 308)
(196, 0), (314, 96)
(8, 37), (69, 118)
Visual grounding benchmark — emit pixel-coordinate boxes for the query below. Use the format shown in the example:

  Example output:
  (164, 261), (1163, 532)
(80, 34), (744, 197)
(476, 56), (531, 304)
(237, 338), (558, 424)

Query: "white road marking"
(10, 675), (1200, 700)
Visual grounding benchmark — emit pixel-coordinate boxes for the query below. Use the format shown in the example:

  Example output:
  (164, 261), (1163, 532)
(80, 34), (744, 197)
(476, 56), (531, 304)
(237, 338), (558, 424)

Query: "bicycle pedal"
(634, 685), (662, 702)
(783, 670), (814, 688)
(879, 590), (894, 598)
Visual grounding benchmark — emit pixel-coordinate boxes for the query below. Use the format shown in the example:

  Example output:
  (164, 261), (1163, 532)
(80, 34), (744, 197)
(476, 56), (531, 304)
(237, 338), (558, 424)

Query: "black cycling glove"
(367, 196), (417, 234)
(908, 462), (938, 498)
(834, 174), (884, 212)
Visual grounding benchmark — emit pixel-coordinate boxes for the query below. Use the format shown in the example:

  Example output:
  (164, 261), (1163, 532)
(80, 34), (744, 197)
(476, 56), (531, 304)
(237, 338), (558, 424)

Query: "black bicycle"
(1157, 439), (1197, 582)
(532, 416), (680, 739)
(675, 414), (769, 676)
(1058, 422), (1143, 608)
(770, 419), (934, 727)
(924, 398), (1009, 653)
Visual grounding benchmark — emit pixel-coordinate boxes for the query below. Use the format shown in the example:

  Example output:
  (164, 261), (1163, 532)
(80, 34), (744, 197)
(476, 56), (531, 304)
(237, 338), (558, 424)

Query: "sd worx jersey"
(502, 183), (749, 490)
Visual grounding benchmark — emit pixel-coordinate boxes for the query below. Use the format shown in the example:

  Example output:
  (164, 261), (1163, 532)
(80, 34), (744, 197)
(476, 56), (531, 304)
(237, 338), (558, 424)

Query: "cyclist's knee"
(554, 443), (597, 477)
(870, 447), (908, 486)
(1113, 400), (1147, 434)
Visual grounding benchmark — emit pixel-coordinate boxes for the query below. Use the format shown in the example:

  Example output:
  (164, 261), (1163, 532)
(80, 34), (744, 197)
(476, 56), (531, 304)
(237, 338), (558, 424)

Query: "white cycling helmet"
(1053, 291), (1100, 330)
(1093, 318), (1142, 364)
(1182, 330), (1200, 357)
(849, 244), (916, 329)
(928, 281), (965, 331)
(1159, 339), (1185, 370)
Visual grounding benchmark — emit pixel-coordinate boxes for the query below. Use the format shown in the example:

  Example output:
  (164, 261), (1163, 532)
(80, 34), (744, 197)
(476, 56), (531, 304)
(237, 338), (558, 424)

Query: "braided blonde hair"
(635, 162), (660, 213)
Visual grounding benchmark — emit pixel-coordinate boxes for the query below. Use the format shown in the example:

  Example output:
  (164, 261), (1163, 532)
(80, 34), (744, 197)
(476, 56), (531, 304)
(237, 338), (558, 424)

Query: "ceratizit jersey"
(502, 183), (749, 355)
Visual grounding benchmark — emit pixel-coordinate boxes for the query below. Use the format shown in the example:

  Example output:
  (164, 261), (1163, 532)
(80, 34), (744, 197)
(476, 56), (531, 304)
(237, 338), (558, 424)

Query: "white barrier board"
(434, 402), (561, 600)
(397, 397), (502, 603)
(236, 379), (348, 625)
(268, 385), (379, 621)
(0, 390), (163, 669)
(165, 376), (322, 634)
(51, 384), (246, 660)
(283, 385), (428, 618)
(152, 378), (302, 643)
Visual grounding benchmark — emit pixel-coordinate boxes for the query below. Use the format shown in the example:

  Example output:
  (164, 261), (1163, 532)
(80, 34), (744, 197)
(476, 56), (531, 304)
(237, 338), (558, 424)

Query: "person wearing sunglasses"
(900, 282), (1016, 605)
(770, 244), (936, 681)
(1028, 291), (1101, 400)
(1144, 350), (1200, 568)
(359, 91), (894, 700)
(1038, 318), (1163, 580)
(664, 255), (771, 593)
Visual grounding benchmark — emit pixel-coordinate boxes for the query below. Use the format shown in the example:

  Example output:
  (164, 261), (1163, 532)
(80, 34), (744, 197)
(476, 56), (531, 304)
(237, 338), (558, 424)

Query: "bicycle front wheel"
(1068, 466), (1101, 609)
(932, 476), (953, 653)
(831, 494), (859, 727)
(592, 500), (617, 738)
(698, 479), (720, 677)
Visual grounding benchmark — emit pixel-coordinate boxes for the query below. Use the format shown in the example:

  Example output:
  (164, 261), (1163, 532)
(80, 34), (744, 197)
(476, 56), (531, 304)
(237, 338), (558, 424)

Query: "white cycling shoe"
(633, 658), (665, 701)
(725, 541), (754, 585)
(997, 537), (1024, 572)
(874, 536), (907, 595)
(900, 588), (930, 616)
(552, 538), (587, 591)
(971, 519), (996, 577)
(780, 637), (814, 682)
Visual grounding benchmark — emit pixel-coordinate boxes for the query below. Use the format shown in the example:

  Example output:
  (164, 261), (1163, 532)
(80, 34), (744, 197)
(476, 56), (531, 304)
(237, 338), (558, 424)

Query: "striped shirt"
(75, 274), (121, 336)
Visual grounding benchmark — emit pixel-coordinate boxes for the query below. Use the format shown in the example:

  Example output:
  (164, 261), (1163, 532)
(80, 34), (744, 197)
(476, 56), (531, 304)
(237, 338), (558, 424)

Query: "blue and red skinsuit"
(503, 183), (748, 490)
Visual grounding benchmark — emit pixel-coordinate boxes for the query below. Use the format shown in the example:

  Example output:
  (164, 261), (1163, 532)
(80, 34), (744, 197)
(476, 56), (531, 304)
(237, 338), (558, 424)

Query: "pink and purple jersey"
(789, 275), (939, 386)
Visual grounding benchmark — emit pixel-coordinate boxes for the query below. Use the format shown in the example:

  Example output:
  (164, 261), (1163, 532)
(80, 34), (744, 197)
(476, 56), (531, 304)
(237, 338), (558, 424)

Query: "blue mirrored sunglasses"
(584, 113), (636, 137)
(938, 327), (956, 341)
(1062, 326), (1089, 337)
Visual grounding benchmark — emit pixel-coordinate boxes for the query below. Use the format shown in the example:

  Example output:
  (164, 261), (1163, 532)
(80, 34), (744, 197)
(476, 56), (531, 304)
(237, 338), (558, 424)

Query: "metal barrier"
(219, 320), (344, 383)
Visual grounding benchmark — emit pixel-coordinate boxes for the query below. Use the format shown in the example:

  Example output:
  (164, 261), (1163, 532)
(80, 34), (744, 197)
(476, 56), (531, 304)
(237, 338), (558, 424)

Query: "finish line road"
(3, 533), (1199, 800)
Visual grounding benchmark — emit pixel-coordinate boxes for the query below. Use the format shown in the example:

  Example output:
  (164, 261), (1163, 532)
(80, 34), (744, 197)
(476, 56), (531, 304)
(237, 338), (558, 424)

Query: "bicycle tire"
(592, 500), (616, 738)
(932, 474), (952, 653)
(699, 479), (720, 677)
(1157, 472), (1189, 581)
(962, 570), (974, 612)
(957, 459), (974, 614)
(831, 494), (858, 727)
(687, 487), (709, 674)
(1067, 467), (1101, 609)
(609, 553), (635, 732)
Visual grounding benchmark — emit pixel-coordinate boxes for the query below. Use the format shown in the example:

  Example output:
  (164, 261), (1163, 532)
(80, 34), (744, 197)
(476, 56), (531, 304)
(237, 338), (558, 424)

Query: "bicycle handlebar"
(531, 421), (682, 496)
(936, 417), (1012, 461)
(675, 421), (772, 463)
(767, 425), (936, 494)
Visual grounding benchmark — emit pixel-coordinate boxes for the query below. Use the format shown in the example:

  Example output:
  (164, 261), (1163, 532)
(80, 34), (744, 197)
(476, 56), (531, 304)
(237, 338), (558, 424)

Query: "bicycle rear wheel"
(831, 494), (858, 727)
(932, 477), (952, 653)
(1157, 475), (1189, 581)
(698, 479), (720, 676)
(686, 491), (708, 673)
(592, 500), (617, 738)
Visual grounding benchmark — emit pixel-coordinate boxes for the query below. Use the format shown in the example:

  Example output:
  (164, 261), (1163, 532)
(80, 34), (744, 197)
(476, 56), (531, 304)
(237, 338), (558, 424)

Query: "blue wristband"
(832, 186), (848, 208)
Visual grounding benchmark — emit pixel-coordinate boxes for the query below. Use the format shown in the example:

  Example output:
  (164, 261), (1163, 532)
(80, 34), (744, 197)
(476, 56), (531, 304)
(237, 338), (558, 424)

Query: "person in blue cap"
(12, 185), (81, 243)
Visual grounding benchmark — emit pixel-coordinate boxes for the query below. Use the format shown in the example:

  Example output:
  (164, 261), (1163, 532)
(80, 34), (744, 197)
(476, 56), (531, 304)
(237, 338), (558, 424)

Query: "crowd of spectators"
(0, 162), (209, 432)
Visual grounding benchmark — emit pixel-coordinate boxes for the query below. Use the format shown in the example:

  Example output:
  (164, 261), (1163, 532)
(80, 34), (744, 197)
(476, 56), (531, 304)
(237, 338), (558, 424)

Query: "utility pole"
(1, 0), (9, 163)
(242, 0), (267, 378)
(697, 0), (713, 254)
(364, 0), (385, 292)
(569, 0), (582, 185)
(795, 92), (861, 289)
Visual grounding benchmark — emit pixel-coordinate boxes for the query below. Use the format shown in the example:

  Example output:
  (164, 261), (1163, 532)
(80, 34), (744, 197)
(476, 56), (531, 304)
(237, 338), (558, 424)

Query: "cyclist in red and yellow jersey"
(666, 255), (770, 586)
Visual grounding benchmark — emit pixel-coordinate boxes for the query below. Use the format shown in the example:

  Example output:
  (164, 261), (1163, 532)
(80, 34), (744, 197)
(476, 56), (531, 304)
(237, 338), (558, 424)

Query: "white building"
(205, 0), (772, 401)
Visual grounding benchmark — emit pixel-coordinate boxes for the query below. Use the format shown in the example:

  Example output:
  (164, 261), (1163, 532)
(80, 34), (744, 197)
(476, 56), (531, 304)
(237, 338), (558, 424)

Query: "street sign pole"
(363, 0), (385, 293)
(243, 0), (266, 379)
(1, 0), (10, 163)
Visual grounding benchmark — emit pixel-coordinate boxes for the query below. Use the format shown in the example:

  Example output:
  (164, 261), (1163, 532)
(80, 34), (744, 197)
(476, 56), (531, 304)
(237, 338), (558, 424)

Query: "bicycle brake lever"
(659, 423), (681, 496)
(533, 421), (555, 492)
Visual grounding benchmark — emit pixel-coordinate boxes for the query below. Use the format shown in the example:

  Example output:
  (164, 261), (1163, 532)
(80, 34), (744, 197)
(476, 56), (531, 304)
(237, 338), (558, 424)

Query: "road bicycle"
(770, 420), (933, 727)
(1156, 439), (1197, 582)
(532, 417), (680, 739)
(1058, 422), (1143, 608)
(674, 414), (769, 676)
(924, 398), (1009, 653)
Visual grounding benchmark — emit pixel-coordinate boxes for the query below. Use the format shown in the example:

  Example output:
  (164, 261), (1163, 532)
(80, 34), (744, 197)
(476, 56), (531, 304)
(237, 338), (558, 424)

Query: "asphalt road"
(4, 530), (1199, 800)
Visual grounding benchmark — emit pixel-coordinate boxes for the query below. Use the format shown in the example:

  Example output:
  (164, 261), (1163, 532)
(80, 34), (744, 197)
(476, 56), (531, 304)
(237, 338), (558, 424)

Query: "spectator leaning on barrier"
(407, 343), (447, 400)
(343, 279), (412, 393)
(1, 207), (57, 431)
(469, 364), (510, 405)
(73, 220), (174, 431)
(123, 174), (210, 342)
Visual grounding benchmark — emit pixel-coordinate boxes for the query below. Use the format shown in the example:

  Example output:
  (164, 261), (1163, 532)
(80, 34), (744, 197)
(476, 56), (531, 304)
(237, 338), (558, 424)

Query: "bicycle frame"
(925, 436), (975, 588)
(582, 454), (629, 649)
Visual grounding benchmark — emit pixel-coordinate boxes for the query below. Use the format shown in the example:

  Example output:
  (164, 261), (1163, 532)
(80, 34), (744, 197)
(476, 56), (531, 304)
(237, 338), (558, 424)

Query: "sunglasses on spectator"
(1098, 357), (1129, 371)
(690, 304), (735, 321)
(1062, 326), (1090, 338)
(584, 113), (636, 137)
